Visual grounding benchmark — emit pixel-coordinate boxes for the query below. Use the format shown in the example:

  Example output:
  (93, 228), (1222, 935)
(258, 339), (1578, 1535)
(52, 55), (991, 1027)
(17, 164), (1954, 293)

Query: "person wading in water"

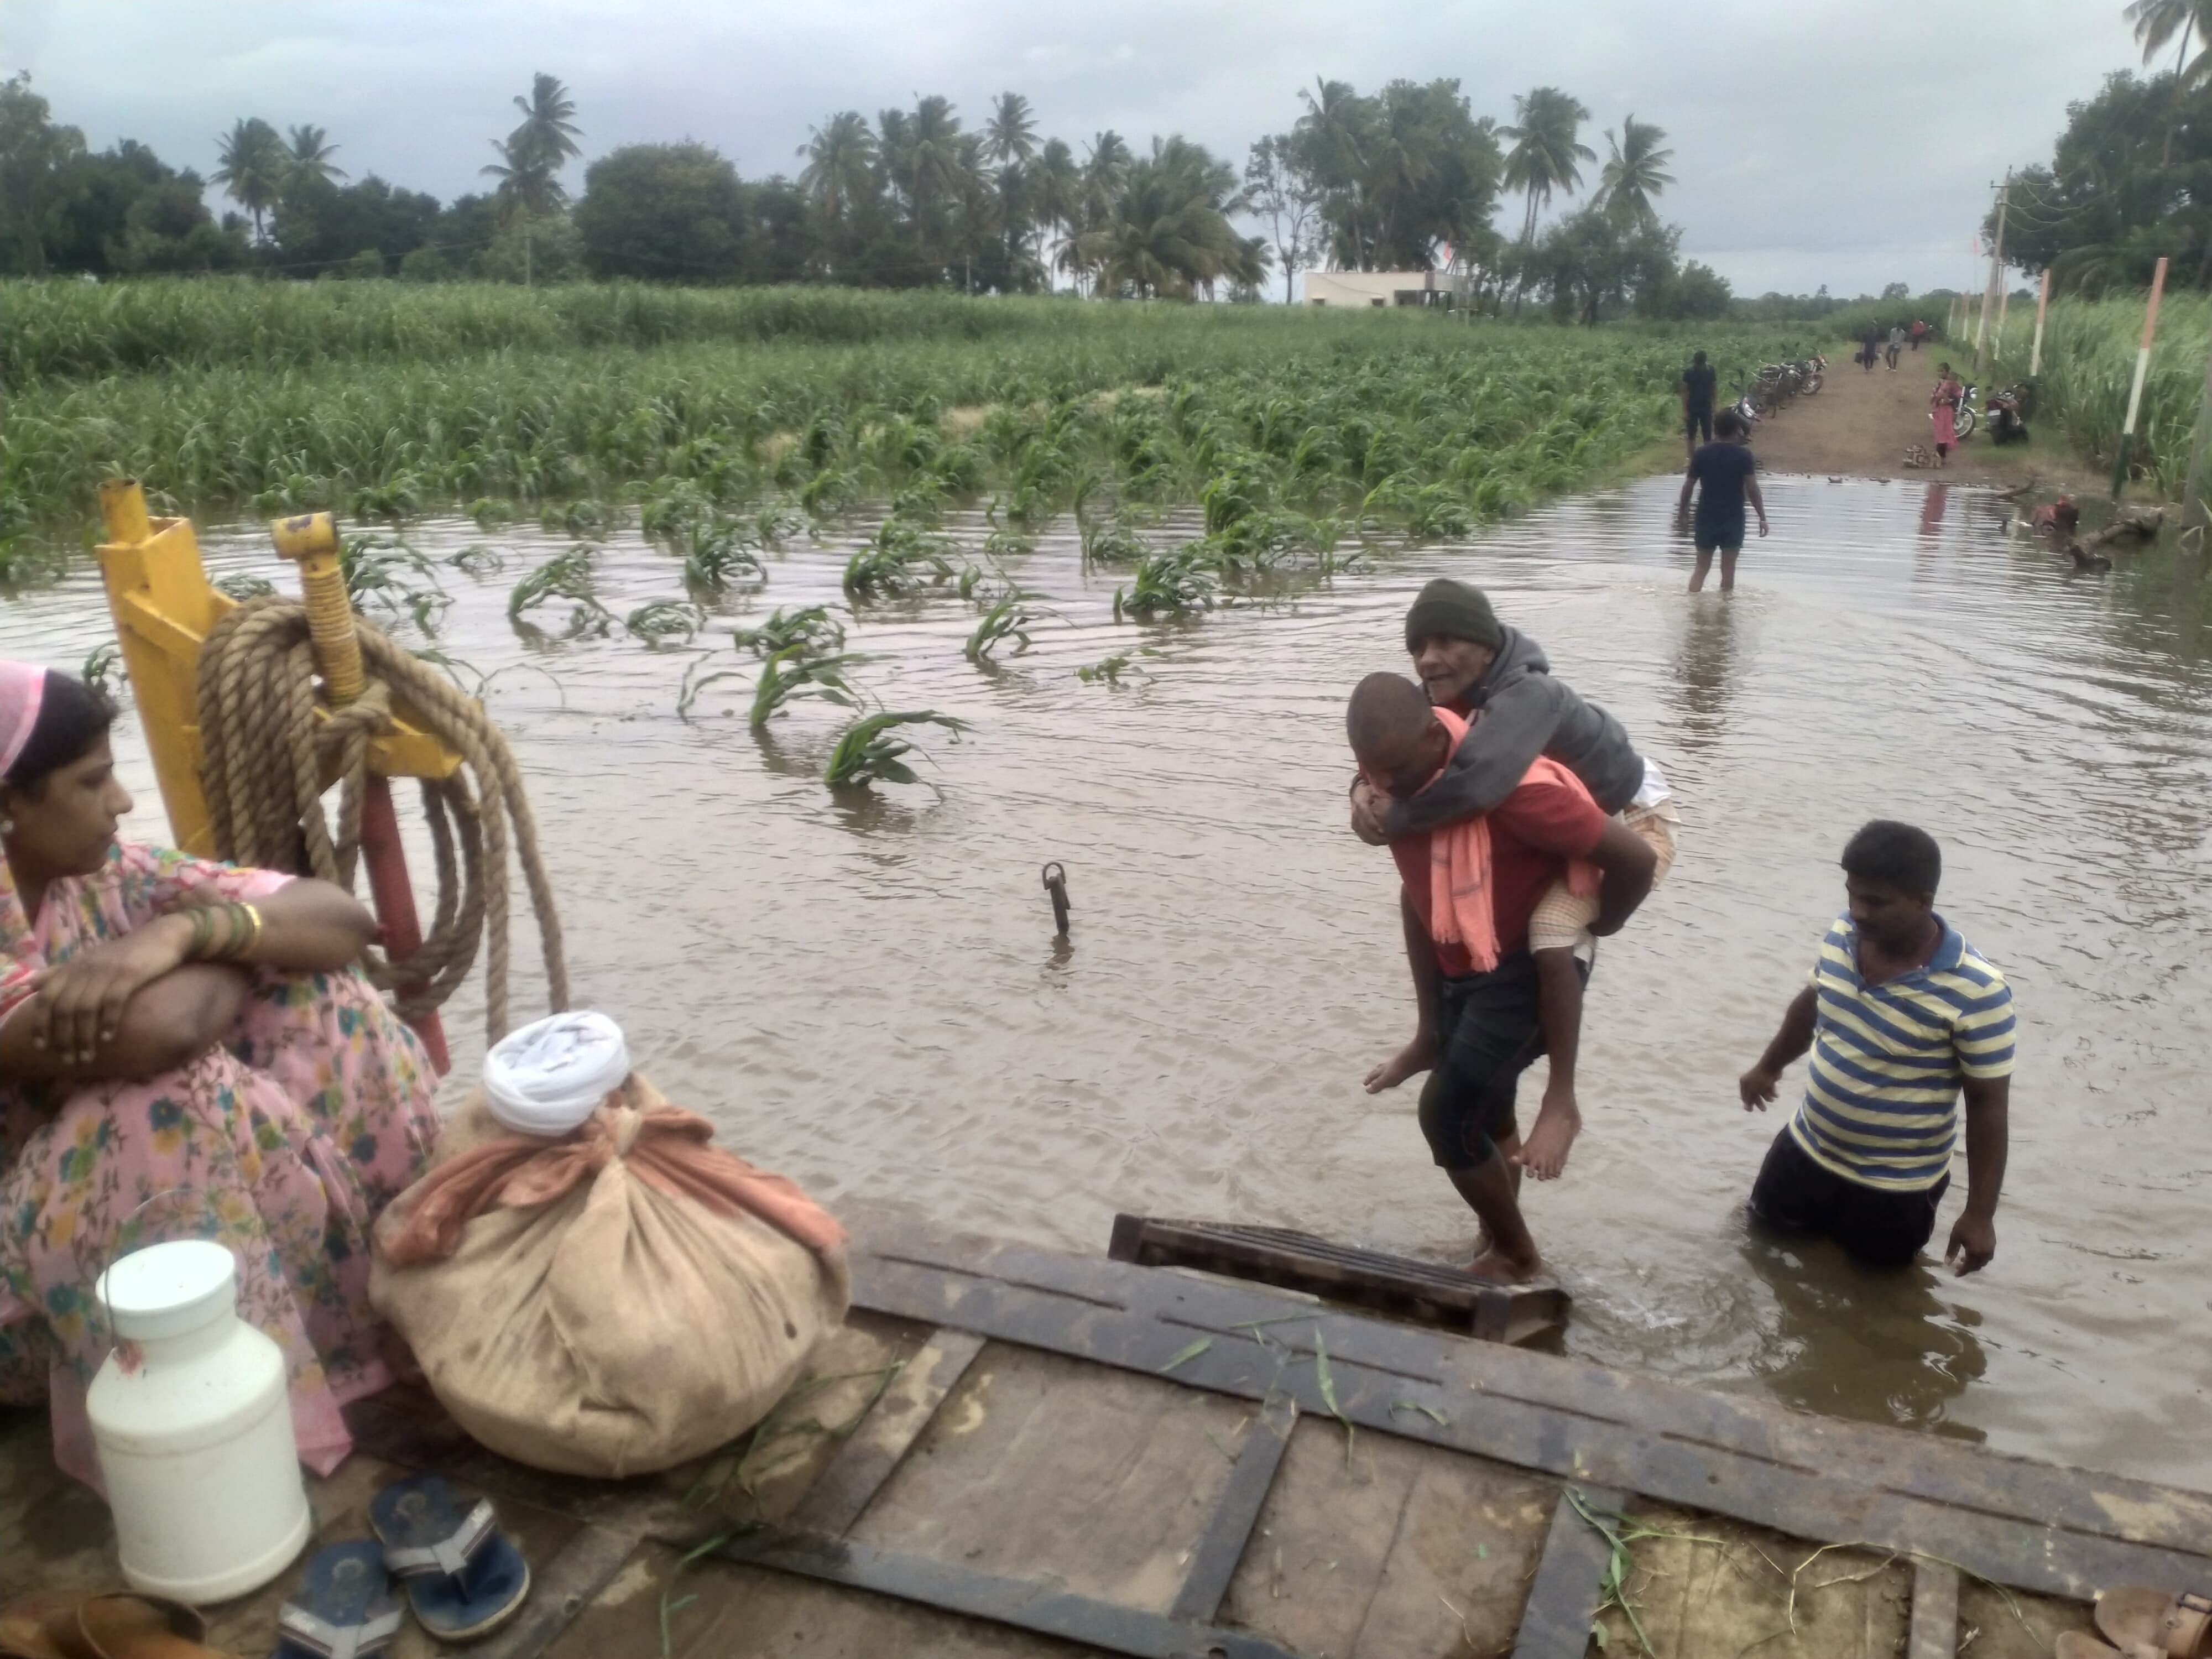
(1678, 408), (1769, 593)
(1346, 672), (1655, 1283)
(1737, 821), (2014, 1273)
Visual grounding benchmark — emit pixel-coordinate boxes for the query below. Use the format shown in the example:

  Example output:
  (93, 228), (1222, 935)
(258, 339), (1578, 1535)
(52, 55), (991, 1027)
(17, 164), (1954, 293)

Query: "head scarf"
(0, 661), (45, 781)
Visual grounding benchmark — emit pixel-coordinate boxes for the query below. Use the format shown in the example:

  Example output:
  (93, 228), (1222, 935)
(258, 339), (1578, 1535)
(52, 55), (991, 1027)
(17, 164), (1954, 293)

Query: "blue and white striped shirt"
(1788, 914), (2016, 1192)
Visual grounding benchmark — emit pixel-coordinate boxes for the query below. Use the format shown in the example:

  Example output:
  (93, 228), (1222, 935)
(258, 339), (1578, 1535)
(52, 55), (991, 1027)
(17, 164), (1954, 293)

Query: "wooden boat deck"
(6, 1212), (2205, 1658)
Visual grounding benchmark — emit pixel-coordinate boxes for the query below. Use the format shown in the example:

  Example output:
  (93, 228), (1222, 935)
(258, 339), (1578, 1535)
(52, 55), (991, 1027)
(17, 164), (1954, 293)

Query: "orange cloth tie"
(380, 1078), (847, 1267)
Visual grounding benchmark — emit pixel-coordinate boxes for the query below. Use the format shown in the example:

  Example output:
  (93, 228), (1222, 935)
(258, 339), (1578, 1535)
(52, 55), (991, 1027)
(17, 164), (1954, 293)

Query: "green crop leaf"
(1158, 1337), (1213, 1374)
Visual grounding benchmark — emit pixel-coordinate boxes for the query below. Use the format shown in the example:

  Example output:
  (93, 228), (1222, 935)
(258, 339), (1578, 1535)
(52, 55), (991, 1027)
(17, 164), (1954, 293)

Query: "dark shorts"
(1416, 951), (1583, 1171)
(1747, 1129), (1949, 1269)
(1694, 519), (1744, 554)
(1684, 409), (1712, 444)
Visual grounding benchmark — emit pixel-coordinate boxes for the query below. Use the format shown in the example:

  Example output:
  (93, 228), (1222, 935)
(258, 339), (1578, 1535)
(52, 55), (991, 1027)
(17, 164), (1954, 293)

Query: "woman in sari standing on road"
(0, 661), (440, 1490)
(1930, 362), (1963, 469)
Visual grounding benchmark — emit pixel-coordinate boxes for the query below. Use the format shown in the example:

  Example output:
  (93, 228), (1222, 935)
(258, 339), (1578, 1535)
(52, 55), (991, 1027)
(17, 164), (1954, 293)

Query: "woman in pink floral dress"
(0, 662), (439, 1490)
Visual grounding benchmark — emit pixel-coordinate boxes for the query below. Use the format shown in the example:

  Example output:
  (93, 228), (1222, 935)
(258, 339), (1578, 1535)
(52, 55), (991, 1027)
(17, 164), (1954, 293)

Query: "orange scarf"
(1419, 709), (1600, 971)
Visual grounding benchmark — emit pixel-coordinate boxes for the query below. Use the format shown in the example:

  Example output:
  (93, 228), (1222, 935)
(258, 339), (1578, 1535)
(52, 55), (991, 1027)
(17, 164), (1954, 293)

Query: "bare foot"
(1365, 1032), (1438, 1094)
(1468, 1247), (1543, 1285)
(1515, 1093), (1582, 1182)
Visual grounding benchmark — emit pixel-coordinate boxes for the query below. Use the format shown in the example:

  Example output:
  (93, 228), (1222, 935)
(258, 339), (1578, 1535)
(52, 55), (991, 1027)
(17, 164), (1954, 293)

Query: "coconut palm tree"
(211, 117), (285, 241)
(983, 92), (1039, 168)
(885, 95), (967, 262)
(509, 72), (582, 174)
(1595, 115), (1674, 229)
(1500, 87), (1593, 310)
(2124, 0), (2210, 78)
(797, 111), (879, 226)
(1296, 77), (1372, 260)
(1078, 135), (1245, 300)
(1501, 87), (1594, 246)
(484, 72), (582, 221)
(285, 124), (347, 187)
(1032, 136), (1082, 280)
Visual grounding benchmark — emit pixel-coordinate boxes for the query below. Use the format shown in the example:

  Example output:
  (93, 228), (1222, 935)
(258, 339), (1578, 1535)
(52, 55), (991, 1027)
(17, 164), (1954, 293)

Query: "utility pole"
(1974, 174), (2010, 377)
(2112, 254), (2169, 500)
(2029, 269), (2052, 379)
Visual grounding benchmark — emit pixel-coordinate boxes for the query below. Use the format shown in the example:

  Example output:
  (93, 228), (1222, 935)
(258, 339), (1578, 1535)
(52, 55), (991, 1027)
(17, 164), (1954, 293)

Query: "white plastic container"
(88, 1240), (312, 1602)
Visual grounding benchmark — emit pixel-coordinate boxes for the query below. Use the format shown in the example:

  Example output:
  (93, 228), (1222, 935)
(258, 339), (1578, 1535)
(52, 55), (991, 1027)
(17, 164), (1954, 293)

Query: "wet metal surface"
(10, 472), (2210, 1491)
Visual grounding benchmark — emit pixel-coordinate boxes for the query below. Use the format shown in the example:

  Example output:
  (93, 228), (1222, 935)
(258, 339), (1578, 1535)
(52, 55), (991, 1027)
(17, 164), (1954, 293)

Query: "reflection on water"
(1669, 598), (1740, 752)
(1740, 1229), (1985, 1442)
(8, 473), (2212, 1493)
(1918, 481), (1950, 538)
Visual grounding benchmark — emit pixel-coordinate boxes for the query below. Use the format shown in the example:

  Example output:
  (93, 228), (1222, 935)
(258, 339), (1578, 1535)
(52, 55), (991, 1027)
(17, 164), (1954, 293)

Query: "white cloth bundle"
(482, 1011), (630, 1136)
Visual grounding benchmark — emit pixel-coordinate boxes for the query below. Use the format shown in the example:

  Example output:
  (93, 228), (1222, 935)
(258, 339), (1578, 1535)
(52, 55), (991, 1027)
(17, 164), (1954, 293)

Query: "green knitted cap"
(1403, 578), (1502, 652)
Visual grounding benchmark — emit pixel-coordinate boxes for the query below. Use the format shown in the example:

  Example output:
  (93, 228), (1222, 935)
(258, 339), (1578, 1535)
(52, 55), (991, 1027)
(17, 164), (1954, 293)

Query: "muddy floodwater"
(12, 472), (2212, 1493)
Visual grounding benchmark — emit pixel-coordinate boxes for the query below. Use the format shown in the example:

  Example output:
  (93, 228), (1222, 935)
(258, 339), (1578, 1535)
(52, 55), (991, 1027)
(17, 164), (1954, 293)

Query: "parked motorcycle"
(1943, 382), (1980, 442)
(1983, 384), (2030, 445)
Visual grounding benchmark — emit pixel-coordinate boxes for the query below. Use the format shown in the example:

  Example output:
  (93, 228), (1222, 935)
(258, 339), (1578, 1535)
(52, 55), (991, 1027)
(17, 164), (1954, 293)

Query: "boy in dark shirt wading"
(1678, 408), (1769, 593)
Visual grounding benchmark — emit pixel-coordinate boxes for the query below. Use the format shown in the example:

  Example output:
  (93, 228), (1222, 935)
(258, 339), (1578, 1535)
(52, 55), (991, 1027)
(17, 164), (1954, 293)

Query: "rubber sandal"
(2057, 1633), (2156, 1659)
(75, 1596), (234, 1659)
(1, 1593), (222, 1659)
(2097, 1589), (2212, 1659)
(0, 1593), (91, 1659)
(273, 1542), (403, 1659)
(368, 1475), (529, 1644)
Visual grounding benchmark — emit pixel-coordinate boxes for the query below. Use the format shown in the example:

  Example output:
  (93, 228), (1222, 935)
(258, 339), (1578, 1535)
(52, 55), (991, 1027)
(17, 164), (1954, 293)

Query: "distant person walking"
(1886, 325), (1905, 370)
(1680, 349), (1718, 462)
(1910, 319), (1928, 352)
(1930, 362), (1963, 468)
(1677, 408), (1768, 594)
(1860, 322), (1881, 373)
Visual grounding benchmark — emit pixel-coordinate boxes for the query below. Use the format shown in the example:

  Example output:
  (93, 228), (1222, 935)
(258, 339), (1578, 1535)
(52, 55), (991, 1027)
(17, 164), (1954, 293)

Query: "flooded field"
(11, 470), (2212, 1493)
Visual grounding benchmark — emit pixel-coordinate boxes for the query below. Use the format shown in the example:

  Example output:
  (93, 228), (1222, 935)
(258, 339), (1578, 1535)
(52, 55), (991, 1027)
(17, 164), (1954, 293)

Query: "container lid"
(96, 1240), (238, 1342)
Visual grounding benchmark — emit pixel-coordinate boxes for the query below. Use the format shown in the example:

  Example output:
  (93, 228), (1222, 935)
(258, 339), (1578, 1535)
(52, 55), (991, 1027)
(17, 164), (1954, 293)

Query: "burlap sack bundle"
(371, 1075), (849, 1478)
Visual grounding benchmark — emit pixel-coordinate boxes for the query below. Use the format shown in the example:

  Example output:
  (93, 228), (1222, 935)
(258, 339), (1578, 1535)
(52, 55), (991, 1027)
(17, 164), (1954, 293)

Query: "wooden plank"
(1168, 1391), (1295, 1624)
(1109, 1214), (1569, 1343)
(1218, 1415), (1556, 1659)
(846, 1344), (1254, 1614)
(789, 1329), (986, 1538)
(469, 1524), (644, 1659)
(846, 1217), (2212, 1604)
(717, 1531), (1303, 1659)
(1511, 1486), (1625, 1659)
(1910, 1560), (1961, 1659)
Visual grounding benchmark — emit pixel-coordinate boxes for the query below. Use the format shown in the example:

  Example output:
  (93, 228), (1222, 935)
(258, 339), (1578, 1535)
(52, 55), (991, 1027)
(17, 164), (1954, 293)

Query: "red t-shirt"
(1387, 765), (1609, 974)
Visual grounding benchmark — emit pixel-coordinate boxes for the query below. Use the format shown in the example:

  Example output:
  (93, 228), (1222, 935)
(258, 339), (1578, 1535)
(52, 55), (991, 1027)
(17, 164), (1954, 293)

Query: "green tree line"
(0, 67), (1728, 317)
(1987, 2), (2212, 294)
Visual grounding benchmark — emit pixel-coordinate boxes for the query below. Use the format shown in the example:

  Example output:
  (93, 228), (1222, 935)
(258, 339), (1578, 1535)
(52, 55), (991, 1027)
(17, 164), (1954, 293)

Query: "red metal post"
(359, 776), (450, 1074)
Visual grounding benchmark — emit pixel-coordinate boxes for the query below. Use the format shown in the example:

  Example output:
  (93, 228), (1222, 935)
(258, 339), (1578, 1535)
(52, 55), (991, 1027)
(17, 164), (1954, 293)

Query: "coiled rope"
(194, 597), (568, 1041)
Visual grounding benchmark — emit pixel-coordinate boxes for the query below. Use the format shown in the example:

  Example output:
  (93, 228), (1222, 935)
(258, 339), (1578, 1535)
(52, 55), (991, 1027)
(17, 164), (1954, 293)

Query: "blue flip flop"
(275, 1540), (405, 1659)
(368, 1474), (530, 1644)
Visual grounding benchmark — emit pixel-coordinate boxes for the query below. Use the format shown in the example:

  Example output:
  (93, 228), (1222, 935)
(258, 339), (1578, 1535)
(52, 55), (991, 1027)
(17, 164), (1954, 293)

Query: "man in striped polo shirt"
(1738, 821), (2015, 1272)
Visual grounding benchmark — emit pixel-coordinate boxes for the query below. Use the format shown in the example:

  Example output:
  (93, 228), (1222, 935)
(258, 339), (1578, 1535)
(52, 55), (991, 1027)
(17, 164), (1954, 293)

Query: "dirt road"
(1734, 343), (2084, 488)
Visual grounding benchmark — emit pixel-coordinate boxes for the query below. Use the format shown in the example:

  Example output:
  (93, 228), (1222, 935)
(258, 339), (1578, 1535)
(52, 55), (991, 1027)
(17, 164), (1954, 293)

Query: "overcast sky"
(4, 1), (2150, 296)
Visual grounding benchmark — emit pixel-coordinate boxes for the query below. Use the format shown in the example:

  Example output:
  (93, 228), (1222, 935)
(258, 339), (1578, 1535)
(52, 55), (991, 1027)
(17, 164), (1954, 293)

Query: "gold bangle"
(238, 902), (262, 959)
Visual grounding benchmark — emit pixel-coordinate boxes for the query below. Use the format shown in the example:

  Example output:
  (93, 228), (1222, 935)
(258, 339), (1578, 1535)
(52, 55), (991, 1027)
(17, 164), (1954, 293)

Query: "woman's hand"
(29, 914), (195, 1067)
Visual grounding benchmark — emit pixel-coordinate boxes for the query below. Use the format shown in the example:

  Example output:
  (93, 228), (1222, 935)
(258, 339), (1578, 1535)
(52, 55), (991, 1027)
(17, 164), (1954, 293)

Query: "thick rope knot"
(194, 597), (567, 1041)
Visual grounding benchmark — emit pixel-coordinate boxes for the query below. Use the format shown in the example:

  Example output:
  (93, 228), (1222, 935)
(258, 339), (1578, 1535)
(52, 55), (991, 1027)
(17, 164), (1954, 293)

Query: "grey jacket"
(1383, 626), (1646, 833)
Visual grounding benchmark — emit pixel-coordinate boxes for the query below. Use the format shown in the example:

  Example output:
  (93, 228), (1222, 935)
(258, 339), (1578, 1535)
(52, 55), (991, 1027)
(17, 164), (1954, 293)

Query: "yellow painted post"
(268, 513), (364, 706)
(93, 479), (230, 854)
